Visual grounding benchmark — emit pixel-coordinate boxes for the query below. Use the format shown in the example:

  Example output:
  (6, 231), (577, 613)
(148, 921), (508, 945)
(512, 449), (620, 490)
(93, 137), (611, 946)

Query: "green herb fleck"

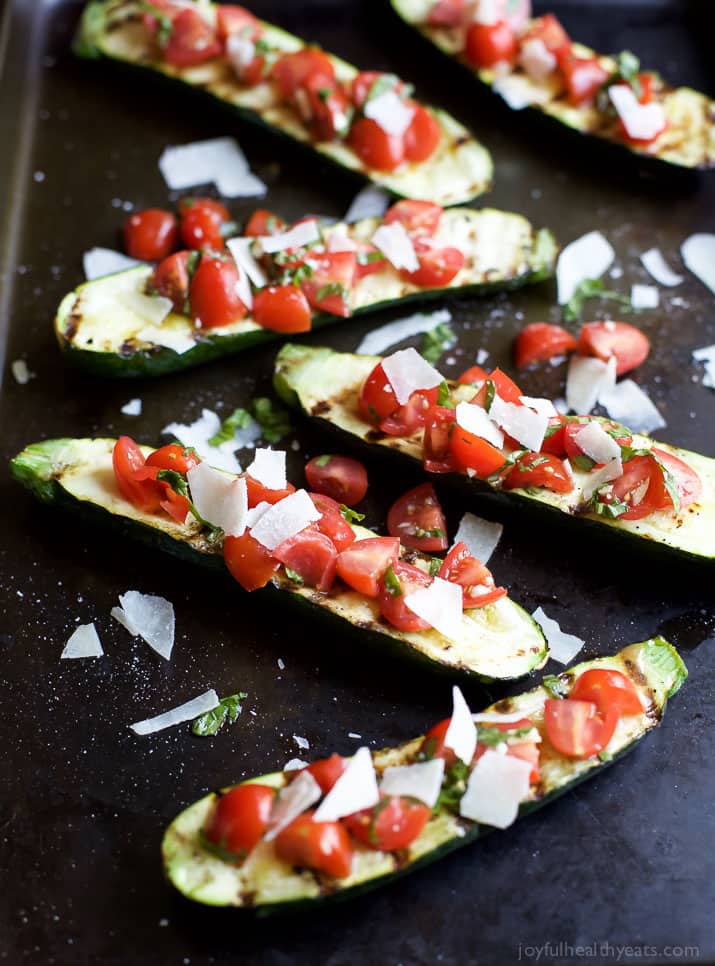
(428, 557), (442, 578)
(415, 526), (445, 539)
(192, 693), (248, 737)
(138, 2), (173, 46)
(596, 50), (642, 113)
(251, 397), (292, 443)
(436, 380), (454, 408)
(284, 567), (304, 584)
(317, 87), (332, 103)
(314, 454), (331, 467)
(598, 749), (613, 762)
(356, 249), (385, 266)
(483, 379), (496, 412)
(383, 564), (402, 598)
(435, 760), (470, 813)
(572, 453), (596, 473)
(421, 322), (455, 365)
(563, 279), (632, 324)
(208, 408), (252, 447)
(340, 505), (365, 524)
(316, 282), (349, 304)
(476, 725), (534, 747)
(542, 674), (569, 699)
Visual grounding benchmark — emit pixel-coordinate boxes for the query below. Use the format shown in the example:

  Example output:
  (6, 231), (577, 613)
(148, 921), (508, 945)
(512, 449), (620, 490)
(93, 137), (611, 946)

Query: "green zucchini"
(390, 0), (715, 171)
(75, 0), (493, 205)
(161, 636), (686, 911)
(9, 436), (547, 681)
(54, 208), (556, 378)
(273, 343), (715, 562)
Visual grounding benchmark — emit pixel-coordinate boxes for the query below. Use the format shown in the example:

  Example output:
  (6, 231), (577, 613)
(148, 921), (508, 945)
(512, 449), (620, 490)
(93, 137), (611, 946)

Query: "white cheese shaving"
(598, 379), (666, 434)
(518, 395), (557, 418)
(111, 591), (176, 660)
(681, 233), (715, 295)
(380, 759), (445, 808)
(121, 398), (142, 417)
(264, 771), (322, 842)
(245, 500), (272, 528)
(363, 90), (415, 138)
(158, 137), (266, 197)
(565, 354), (616, 415)
(135, 325), (195, 355)
(283, 758), (309, 772)
(61, 622), (104, 659)
(557, 231), (615, 305)
(489, 395), (547, 452)
(226, 32), (255, 73)
(120, 288), (173, 328)
(356, 309), (452, 356)
(573, 421), (621, 465)
(245, 448), (287, 491)
(371, 222), (419, 273)
(259, 219), (320, 254)
(226, 236), (268, 289)
(631, 283), (659, 309)
(581, 457), (624, 501)
(640, 248), (683, 287)
(130, 689), (219, 736)
(452, 512), (503, 564)
(531, 606), (584, 664)
(455, 401), (504, 448)
(405, 576), (464, 639)
(250, 489), (320, 550)
(83, 247), (143, 280)
(459, 749), (532, 828)
(609, 84), (666, 142)
(326, 228), (358, 253)
(344, 185), (391, 223)
(162, 408), (261, 473)
(381, 346), (443, 404)
(293, 735), (310, 750)
(313, 747), (379, 822)
(519, 38), (557, 80)
(693, 345), (715, 390)
(476, 348), (489, 366)
(444, 686), (477, 765)
(471, 0), (499, 24)
(11, 360), (34, 385)
(492, 73), (553, 110)
(187, 463), (248, 537)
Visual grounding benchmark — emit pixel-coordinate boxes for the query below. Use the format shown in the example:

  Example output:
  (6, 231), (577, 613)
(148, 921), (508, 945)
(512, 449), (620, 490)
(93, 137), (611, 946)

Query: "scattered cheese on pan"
(187, 463), (248, 537)
(130, 689), (219, 736)
(405, 577), (464, 639)
(693, 345), (715, 390)
(631, 284), (659, 309)
(111, 591), (176, 660)
(380, 759), (446, 808)
(83, 247), (143, 280)
(459, 749), (532, 828)
(519, 38), (556, 80)
(135, 326), (195, 355)
(557, 230), (615, 305)
(364, 90), (415, 138)
(259, 219), (320, 254)
(283, 758), (309, 772)
(531, 606), (584, 664)
(11, 360), (34, 385)
(264, 771), (322, 841)
(250, 489), (320, 550)
(226, 236), (269, 289)
(158, 137), (266, 197)
(292, 735), (310, 750)
(452, 512), (503, 565)
(356, 309), (452, 356)
(344, 185), (391, 223)
(681, 233), (715, 295)
(565, 354), (616, 415)
(599, 380), (666, 434)
(246, 448), (287, 491)
(573, 421), (622, 465)
(163, 408), (260, 473)
(382, 346), (443, 404)
(489, 395), (548, 452)
(313, 747), (379, 822)
(371, 222), (419, 273)
(609, 85), (666, 143)
(120, 398), (142, 417)
(640, 248), (683, 287)
(455, 401), (504, 448)
(61, 622), (104, 659)
(443, 686), (477, 765)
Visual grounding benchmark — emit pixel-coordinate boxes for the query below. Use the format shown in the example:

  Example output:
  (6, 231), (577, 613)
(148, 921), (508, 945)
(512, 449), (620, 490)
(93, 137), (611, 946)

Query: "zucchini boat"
(273, 344), (715, 562)
(55, 205), (556, 378)
(10, 436), (547, 681)
(162, 636), (686, 911)
(75, 0), (493, 205)
(390, 0), (715, 171)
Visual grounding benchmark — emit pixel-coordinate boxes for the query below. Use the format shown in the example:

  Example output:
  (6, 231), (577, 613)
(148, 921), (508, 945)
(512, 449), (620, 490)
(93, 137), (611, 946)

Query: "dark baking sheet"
(0, 2), (714, 964)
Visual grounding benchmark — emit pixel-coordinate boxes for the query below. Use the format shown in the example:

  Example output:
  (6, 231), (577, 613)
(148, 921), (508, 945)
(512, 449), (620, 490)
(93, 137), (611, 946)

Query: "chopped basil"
(543, 422), (562, 439)
(280, 262), (314, 286)
(315, 282), (349, 303)
(650, 452), (681, 514)
(383, 564), (402, 598)
(476, 725), (533, 747)
(435, 759), (470, 813)
(367, 796), (393, 845)
(596, 50), (642, 113)
(428, 557), (442, 578)
(364, 72), (412, 104)
(563, 278), (632, 324)
(590, 494), (629, 519)
(340, 504), (365, 524)
(415, 526), (445, 539)
(254, 38), (271, 54)
(191, 693), (248, 737)
(542, 674), (569, 699)
(208, 408), (252, 447)
(356, 249), (385, 266)
(138, 2), (173, 46)
(251, 397), (292, 444)
(518, 455), (549, 471)
(313, 454), (331, 467)
(436, 380), (455, 408)
(421, 322), (456, 365)
(284, 567), (304, 584)
(572, 453), (596, 473)
(598, 749), (613, 762)
(317, 87), (332, 103)
(483, 379), (496, 412)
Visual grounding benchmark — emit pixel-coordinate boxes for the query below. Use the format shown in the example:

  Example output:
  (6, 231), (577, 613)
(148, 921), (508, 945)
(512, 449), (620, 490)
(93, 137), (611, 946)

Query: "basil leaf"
(434, 759), (470, 813)
(284, 567), (304, 584)
(421, 322), (456, 365)
(192, 693), (248, 737)
(476, 725), (533, 747)
(251, 397), (292, 443)
(428, 557), (442, 578)
(542, 674), (569, 699)
(209, 408), (252, 446)
(340, 504), (365, 524)
(562, 278), (632, 324)
(436, 380), (454, 408)
(572, 453), (596, 473)
(316, 282), (349, 303)
(313, 454), (331, 467)
(383, 564), (402, 597)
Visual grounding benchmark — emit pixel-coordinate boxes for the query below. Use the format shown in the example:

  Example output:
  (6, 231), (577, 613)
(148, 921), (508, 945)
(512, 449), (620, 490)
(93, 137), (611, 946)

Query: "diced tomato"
(422, 404), (458, 474)
(148, 250), (193, 313)
(402, 245), (465, 288)
(358, 362), (399, 425)
(301, 72), (352, 141)
(305, 455), (368, 506)
(273, 527), (337, 592)
(438, 541), (506, 608)
(457, 365), (488, 386)
(309, 494), (356, 553)
(379, 387), (439, 437)
(274, 810), (353, 879)
(503, 452), (574, 494)
(297, 754), (347, 794)
(300, 251), (355, 317)
(563, 418), (631, 465)
(203, 784), (275, 861)
(387, 482), (447, 552)
(155, 480), (191, 524)
(541, 416), (567, 456)
(123, 208), (178, 262)
(179, 197), (231, 251)
(347, 117), (405, 172)
(514, 322), (577, 369)
(378, 560), (432, 632)
(112, 437), (162, 513)
(427, 0), (465, 28)
(418, 718), (456, 767)
(223, 530), (280, 591)
(384, 200), (442, 239)
(652, 448), (702, 509)
(245, 476), (295, 508)
(146, 443), (200, 475)
(253, 284), (312, 333)
(449, 425), (505, 477)
(561, 55), (610, 106)
(244, 209), (286, 237)
(163, 8), (222, 67)
(521, 14), (571, 60)
(544, 698), (619, 759)
(141, 0), (185, 40)
(343, 794), (431, 851)
(189, 255), (248, 328)
(577, 321), (650, 376)
(336, 536), (400, 597)
(403, 104), (441, 162)
(570, 669), (643, 717)
(599, 454), (667, 520)
(272, 48), (336, 100)
(472, 367), (523, 406)
(215, 5), (261, 42)
(465, 21), (517, 69)
(472, 717), (540, 783)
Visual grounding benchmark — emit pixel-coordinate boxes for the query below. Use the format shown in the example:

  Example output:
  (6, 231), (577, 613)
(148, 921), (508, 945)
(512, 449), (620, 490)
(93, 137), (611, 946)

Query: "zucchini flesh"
(9, 437), (547, 682)
(273, 344), (715, 562)
(75, 0), (493, 204)
(390, 0), (715, 171)
(55, 208), (556, 378)
(161, 636), (686, 911)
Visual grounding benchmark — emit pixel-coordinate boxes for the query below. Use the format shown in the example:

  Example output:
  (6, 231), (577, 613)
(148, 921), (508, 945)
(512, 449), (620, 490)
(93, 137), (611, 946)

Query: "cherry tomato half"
(123, 208), (179, 261)
(465, 21), (517, 69)
(336, 536), (400, 597)
(403, 103), (441, 163)
(189, 255), (248, 328)
(163, 8), (222, 67)
(273, 527), (338, 592)
(203, 784), (275, 861)
(402, 246), (465, 288)
(387, 482), (447, 552)
(145, 443), (200, 475)
(544, 698), (619, 759)
(274, 810), (353, 879)
(384, 200), (442, 239)
(149, 250), (193, 313)
(223, 530), (280, 591)
(570, 668), (643, 717)
(305, 455), (368, 506)
(253, 284), (312, 333)
(514, 322), (577, 369)
(577, 321), (650, 376)
(378, 560), (432, 632)
(179, 197), (232, 251)
(297, 754), (347, 794)
(438, 541), (506, 608)
(343, 795), (431, 851)
(503, 452), (574, 494)
(348, 117), (405, 172)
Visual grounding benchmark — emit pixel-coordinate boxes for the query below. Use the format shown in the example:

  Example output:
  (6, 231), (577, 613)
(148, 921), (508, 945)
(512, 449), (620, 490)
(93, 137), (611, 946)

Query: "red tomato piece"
(148, 250), (193, 314)
(438, 541), (506, 608)
(578, 321), (650, 376)
(253, 284), (312, 333)
(387, 482), (447, 552)
(305, 455), (368, 506)
(300, 252), (356, 318)
(472, 367), (523, 406)
(298, 754), (346, 794)
(544, 698), (619, 759)
(570, 669), (643, 717)
(163, 8), (222, 67)
(179, 197), (231, 251)
(145, 443), (200, 475)
(600, 454), (667, 520)
(521, 14), (571, 59)
(457, 365), (488, 386)
(274, 811), (353, 878)
(273, 528), (338, 592)
(379, 387), (439, 437)
(123, 208), (179, 262)
(302, 72), (352, 141)
(308, 498), (356, 553)
(189, 255), (248, 328)
(561, 55), (610, 106)
(402, 246), (465, 288)
(422, 404), (459, 474)
(384, 200), (442, 239)
(343, 795), (431, 851)
(427, 0), (465, 27)
(465, 21), (517, 69)
(245, 476), (295, 509)
(215, 5), (260, 42)
(449, 425), (505, 477)
(223, 531), (280, 591)
(244, 209), (286, 237)
(349, 71), (407, 109)
(418, 718), (456, 767)
(472, 717), (540, 783)
(514, 322), (577, 369)
(540, 416), (567, 456)
(203, 784), (275, 860)
(348, 117), (405, 171)
(378, 560), (432, 632)
(272, 49), (336, 99)
(358, 362), (399, 425)
(112, 437), (162, 513)
(336, 536), (400, 597)
(504, 452), (574, 494)
(402, 103), (442, 162)
(354, 242), (388, 279)
(652, 448), (702, 509)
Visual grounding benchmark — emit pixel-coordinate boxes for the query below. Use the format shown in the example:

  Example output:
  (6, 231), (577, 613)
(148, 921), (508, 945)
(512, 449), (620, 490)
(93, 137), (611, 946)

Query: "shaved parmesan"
(260, 219), (320, 254)
(187, 463), (248, 537)
(111, 591), (176, 660)
(264, 771), (322, 842)
(471, 0), (499, 24)
(159, 137), (266, 197)
(364, 90), (415, 138)
(489, 395), (547, 452)
(135, 325), (195, 355)
(455, 401), (504, 448)
(599, 380), (665, 434)
(581, 457), (623, 500)
(573, 421), (621, 465)
(405, 577), (464, 639)
(163, 408), (260, 473)
(11, 360), (34, 385)
(609, 85), (666, 143)
(519, 38), (556, 80)
(493, 73), (553, 110)
(452, 512), (503, 564)
(313, 747), (379, 822)
(631, 284), (659, 309)
(532, 606), (584, 664)
(246, 448), (287, 491)
(283, 758), (308, 772)
(459, 749), (531, 828)
(61, 622), (104, 659)
(382, 347), (442, 404)
(557, 231), (614, 305)
(356, 309), (452, 356)
(245, 500), (272, 528)
(83, 247), (142, 280)
(120, 288), (173, 327)
(121, 398), (142, 417)
(293, 735), (310, 750)
(518, 395), (557, 418)
(443, 686), (477, 765)
(693, 345), (715, 390)
(681, 233), (715, 295)
(380, 759), (445, 807)
(326, 228), (358, 253)
(371, 222), (419, 272)
(226, 32), (255, 73)
(640, 248), (683, 287)
(344, 185), (391, 223)
(226, 236), (268, 289)
(250, 489), (320, 550)
(565, 354), (616, 415)
(130, 689), (219, 736)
